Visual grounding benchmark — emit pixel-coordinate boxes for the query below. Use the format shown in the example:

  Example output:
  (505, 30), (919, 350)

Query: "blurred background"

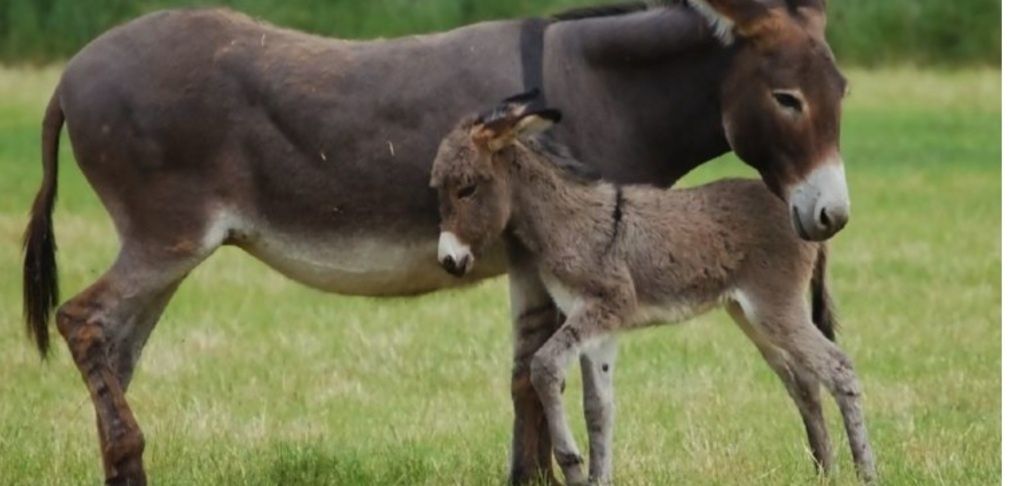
(0, 1), (999, 484)
(0, 0), (1001, 66)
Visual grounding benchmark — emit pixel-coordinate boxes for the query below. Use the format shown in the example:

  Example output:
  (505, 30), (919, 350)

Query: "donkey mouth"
(792, 206), (812, 241)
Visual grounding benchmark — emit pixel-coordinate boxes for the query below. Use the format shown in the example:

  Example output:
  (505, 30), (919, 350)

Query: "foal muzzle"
(438, 231), (474, 277)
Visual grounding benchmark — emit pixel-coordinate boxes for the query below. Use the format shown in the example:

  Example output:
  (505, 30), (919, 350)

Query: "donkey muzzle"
(788, 161), (850, 241)
(438, 231), (474, 277)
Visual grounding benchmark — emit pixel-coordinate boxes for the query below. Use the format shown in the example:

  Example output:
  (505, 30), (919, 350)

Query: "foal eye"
(772, 91), (804, 112)
(456, 185), (477, 199)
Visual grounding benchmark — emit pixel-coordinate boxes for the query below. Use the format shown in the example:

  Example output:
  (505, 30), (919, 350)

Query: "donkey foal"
(430, 97), (875, 485)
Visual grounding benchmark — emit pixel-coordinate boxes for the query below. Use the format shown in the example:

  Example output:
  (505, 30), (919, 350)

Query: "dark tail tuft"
(810, 244), (836, 342)
(23, 91), (64, 358)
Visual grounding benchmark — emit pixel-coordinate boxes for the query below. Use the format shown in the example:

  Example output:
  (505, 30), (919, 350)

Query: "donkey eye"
(456, 185), (477, 199)
(772, 91), (804, 112)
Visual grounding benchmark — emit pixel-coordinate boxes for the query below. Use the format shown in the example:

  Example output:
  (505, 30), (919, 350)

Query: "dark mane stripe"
(550, 2), (652, 21)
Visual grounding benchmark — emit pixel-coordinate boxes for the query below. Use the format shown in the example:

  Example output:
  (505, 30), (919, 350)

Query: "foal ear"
(514, 109), (562, 138)
(687, 0), (776, 45)
(472, 106), (561, 152)
(502, 88), (543, 105)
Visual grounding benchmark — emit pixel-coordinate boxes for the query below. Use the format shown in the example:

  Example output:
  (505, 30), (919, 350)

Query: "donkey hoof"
(106, 460), (147, 486)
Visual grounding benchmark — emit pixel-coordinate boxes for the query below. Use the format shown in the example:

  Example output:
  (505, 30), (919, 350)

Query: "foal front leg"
(580, 338), (618, 484)
(531, 303), (625, 485)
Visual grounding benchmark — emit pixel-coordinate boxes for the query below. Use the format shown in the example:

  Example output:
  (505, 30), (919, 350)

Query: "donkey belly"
(234, 222), (506, 296)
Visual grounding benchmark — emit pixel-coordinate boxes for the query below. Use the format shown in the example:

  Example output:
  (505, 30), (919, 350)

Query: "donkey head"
(430, 92), (560, 277)
(692, 0), (849, 240)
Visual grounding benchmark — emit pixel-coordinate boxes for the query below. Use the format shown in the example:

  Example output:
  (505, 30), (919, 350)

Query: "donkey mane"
(550, 1), (676, 22)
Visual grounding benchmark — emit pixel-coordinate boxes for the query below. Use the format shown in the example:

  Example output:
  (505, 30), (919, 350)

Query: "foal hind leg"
(782, 324), (876, 483)
(579, 338), (618, 484)
(740, 297), (876, 483)
(57, 245), (208, 485)
(727, 303), (832, 473)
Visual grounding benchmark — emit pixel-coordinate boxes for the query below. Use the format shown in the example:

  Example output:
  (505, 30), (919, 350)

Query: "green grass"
(0, 0), (1000, 66)
(0, 67), (1000, 484)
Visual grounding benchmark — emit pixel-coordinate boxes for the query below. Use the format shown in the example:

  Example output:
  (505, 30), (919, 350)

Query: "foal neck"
(502, 141), (618, 257)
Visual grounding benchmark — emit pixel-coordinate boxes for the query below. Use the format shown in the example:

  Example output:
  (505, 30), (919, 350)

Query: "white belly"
(539, 269), (717, 327)
(630, 300), (718, 327)
(212, 211), (506, 296)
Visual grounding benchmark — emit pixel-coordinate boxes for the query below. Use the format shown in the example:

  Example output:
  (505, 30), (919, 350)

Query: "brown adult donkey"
(22, 1), (851, 483)
(431, 98), (874, 484)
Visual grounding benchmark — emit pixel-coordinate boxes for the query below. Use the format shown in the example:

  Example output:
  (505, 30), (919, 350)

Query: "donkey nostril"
(819, 207), (832, 228)
(818, 205), (850, 233)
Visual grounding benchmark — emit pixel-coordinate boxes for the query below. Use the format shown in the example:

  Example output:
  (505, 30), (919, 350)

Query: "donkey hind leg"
(727, 303), (832, 473)
(57, 246), (207, 485)
(736, 296), (876, 483)
(580, 338), (618, 484)
(531, 304), (622, 486)
(507, 253), (562, 484)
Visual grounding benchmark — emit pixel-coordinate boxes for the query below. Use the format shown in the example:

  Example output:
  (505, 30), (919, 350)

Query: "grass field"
(0, 0), (1000, 65)
(0, 66), (1000, 485)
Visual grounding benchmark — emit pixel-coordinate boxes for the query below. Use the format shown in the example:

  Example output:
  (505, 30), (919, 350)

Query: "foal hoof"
(559, 457), (587, 486)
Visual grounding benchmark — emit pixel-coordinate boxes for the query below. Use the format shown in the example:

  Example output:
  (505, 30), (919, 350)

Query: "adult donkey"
(23, 0), (850, 483)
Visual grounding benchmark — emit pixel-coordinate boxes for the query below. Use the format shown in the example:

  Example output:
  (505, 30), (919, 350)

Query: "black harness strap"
(604, 184), (625, 255)
(518, 17), (551, 110)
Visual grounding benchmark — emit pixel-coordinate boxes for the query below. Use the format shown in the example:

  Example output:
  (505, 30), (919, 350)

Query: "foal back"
(618, 178), (819, 311)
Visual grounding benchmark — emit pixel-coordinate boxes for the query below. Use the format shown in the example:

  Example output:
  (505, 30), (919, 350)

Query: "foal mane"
(519, 135), (603, 184)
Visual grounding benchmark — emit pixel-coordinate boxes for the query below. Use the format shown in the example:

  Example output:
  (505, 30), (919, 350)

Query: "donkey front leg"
(531, 302), (625, 486)
(580, 338), (618, 484)
(507, 250), (562, 484)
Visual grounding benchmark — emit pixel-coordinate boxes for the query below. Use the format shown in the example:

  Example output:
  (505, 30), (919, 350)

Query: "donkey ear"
(789, 0), (826, 13)
(687, 0), (774, 45)
(789, 0), (827, 37)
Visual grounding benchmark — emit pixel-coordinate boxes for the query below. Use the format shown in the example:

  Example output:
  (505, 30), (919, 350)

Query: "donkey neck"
(503, 142), (618, 258)
(543, 6), (735, 186)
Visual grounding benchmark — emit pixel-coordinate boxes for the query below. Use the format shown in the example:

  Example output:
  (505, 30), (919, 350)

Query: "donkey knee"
(56, 302), (108, 363)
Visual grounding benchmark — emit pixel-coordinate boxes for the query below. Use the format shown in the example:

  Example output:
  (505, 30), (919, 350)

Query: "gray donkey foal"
(430, 98), (875, 485)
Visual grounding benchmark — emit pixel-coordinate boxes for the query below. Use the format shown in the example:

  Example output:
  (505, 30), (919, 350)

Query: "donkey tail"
(810, 244), (836, 342)
(23, 90), (64, 358)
